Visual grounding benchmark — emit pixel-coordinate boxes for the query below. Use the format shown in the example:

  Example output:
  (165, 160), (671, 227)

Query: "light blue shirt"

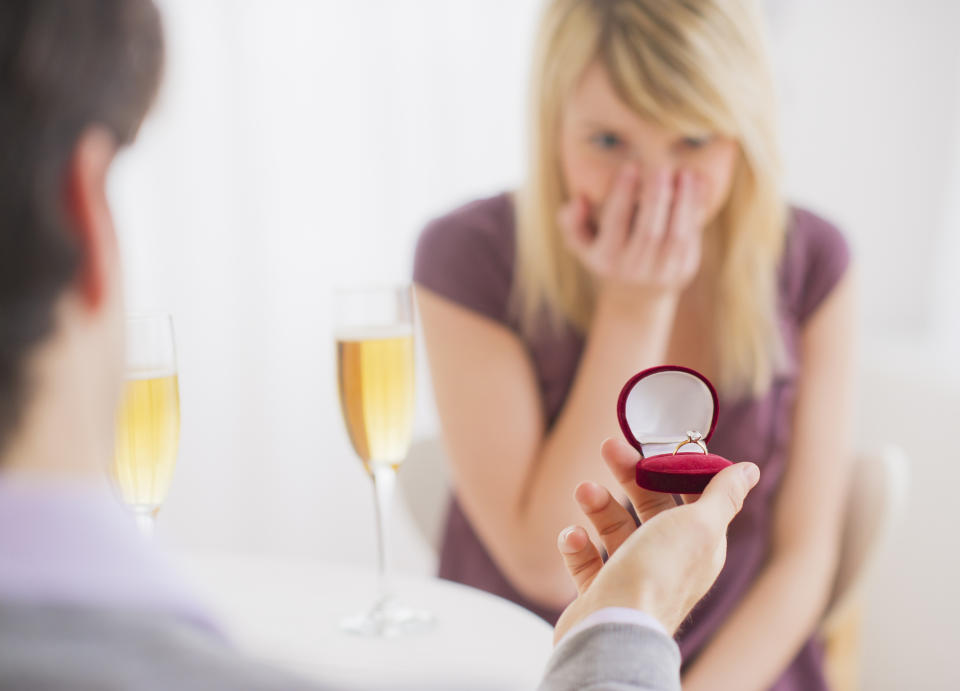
(0, 473), (218, 634)
(0, 472), (663, 650)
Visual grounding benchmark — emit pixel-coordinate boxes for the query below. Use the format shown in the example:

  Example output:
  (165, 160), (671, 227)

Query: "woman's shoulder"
(413, 192), (516, 324)
(780, 206), (852, 324)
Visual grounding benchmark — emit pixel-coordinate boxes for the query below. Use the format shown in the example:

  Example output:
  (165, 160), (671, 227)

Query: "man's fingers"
(573, 481), (636, 557)
(600, 438), (678, 523)
(557, 525), (604, 594)
(695, 462), (760, 528)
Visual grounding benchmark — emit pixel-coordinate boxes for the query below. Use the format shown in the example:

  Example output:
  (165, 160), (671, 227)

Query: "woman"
(414, 1), (855, 689)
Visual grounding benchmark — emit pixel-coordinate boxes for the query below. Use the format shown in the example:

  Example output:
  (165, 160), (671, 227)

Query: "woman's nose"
(624, 149), (676, 185)
(634, 163), (676, 188)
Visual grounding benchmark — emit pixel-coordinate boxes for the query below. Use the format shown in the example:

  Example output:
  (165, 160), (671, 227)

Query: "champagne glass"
(334, 285), (433, 636)
(110, 314), (181, 537)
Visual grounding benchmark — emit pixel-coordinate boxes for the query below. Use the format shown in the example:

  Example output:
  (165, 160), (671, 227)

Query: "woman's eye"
(590, 132), (623, 150)
(681, 135), (713, 149)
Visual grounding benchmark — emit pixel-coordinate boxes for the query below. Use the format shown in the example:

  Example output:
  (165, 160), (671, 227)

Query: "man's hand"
(553, 438), (760, 643)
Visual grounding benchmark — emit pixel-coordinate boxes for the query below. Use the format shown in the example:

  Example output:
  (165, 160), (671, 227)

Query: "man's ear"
(63, 126), (118, 310)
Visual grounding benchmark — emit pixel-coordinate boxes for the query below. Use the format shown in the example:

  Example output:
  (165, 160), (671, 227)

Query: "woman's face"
(560, 61), (739, 227)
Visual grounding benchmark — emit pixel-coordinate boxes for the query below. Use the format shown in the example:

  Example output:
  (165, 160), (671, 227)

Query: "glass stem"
(134, 509), (156, 539)
(370, 464), (396, 609)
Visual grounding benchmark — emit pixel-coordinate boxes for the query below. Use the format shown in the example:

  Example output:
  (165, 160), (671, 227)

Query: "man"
(0, 1), (759, 689)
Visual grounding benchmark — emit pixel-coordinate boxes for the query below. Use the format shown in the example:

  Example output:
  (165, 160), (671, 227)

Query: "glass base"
(340, 598), (435, 637)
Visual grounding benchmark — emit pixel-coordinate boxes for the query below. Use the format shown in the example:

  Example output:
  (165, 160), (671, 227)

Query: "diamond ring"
(673, 430), (708, 455)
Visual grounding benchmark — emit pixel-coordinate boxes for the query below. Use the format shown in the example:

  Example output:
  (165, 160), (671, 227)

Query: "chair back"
(822, 445), (910, 629)
(397, 437), (451, 556)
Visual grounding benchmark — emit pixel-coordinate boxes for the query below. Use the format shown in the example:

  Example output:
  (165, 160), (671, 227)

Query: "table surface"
(180, 554), (555, 691)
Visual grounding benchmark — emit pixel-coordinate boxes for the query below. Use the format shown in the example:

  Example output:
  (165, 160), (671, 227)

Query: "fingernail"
(558, 527), (579, 553)
(741, 463), (760, 486)
(577, 481), (598, 495)
(575, 482), (603, 508)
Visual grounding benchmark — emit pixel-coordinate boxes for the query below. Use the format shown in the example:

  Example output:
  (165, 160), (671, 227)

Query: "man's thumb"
(697, 462), (759, 527)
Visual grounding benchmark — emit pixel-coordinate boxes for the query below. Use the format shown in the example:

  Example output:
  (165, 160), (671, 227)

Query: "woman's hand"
(552, 438), (759, 642)
(559, 164), (705, 301)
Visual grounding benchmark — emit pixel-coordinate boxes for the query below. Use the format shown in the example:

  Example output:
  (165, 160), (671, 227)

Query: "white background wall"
(112, 1), (959, 688)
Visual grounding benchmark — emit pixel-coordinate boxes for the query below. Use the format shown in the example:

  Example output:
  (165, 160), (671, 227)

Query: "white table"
(181, 554), (555, 690)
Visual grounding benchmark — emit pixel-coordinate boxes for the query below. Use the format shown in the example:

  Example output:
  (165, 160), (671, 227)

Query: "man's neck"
(1, 325), (116, 480)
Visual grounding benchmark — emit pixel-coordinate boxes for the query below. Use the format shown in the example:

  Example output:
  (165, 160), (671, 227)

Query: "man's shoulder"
(539, 622), (682, 691)
(0, 601), (319, 691)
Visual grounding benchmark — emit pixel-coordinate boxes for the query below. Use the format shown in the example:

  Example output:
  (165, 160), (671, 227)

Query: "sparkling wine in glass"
(334, 286), (433, 636)
(111, 314), (180, 537)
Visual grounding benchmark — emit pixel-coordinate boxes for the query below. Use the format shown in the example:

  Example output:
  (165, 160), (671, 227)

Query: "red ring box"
(617, 365), (732, 494)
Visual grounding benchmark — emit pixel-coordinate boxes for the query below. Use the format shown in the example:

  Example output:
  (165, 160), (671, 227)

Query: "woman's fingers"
(658, 171), (701, 278)
(573, 481), (637, 557)
(626, 170), (673, 273)
(595, 164), (638, 259)
(563, 166), (703, 290)
(558, 196), (593, 257)
(557, 524), (604, 594)
(600, 438), (678, 523)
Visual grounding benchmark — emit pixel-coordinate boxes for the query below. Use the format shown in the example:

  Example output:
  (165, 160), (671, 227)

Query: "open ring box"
(617, 365), (732, 494)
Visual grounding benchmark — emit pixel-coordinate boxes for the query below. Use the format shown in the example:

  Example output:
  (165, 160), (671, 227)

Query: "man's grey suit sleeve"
(538, 623), (682, 691)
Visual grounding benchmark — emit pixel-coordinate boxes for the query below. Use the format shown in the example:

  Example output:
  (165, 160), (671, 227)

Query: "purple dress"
(413, 193), (850, 691)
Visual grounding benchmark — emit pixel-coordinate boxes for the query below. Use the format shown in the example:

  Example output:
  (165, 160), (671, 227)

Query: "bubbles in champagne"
(336, 329), (415, 470)
(111, 374), (181, 511)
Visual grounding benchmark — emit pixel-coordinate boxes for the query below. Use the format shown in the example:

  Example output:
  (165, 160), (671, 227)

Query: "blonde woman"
(414, 1), (854, 688)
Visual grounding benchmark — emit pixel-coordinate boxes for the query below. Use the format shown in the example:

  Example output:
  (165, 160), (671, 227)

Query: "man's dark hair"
(0, 0), (163, 453)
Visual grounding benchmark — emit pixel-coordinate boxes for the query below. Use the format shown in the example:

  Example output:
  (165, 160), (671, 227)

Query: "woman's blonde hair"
(514, 0), (787, 397)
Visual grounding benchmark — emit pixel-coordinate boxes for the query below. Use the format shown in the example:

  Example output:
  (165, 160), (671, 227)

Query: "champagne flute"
(334, 285), (433, 636)
(110, 314), (181, 537)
